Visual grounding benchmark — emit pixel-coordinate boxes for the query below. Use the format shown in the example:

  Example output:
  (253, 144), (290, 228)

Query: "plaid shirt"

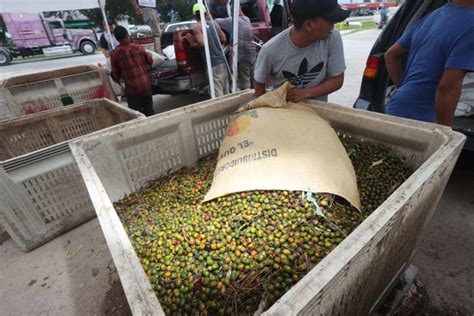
(111, 40), (152, 95)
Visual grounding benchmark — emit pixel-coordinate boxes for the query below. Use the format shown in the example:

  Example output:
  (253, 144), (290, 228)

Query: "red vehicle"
(150, 0), (291, 95)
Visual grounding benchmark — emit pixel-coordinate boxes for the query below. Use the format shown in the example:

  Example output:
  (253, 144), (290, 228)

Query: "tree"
(175, 0), (194, 21)
(157, 0), (195, 22)
(80, 0), (138, 27)
(48, 0), (195, 29)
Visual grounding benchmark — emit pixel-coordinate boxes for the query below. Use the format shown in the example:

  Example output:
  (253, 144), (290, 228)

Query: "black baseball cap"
(292, 0), (350, 23)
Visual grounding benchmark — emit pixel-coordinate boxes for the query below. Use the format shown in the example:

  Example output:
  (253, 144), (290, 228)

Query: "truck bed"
(150, 29), (207, 95)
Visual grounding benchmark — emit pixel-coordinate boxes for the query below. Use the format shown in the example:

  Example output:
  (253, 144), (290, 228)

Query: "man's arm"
(143, 47), (153, 65)
(286, 74), (344, 103)
(254, 81), (266, 97)
(110, 53), (122, 83)
(385, 43), (408, 87)
(253, 45), (272, 97)
(213, 22), (227, 45)
(135, 45), (153, 65)
(186, 24), (204, 48)
(130, 0), (142, 17)
(435, 69), (466, 126)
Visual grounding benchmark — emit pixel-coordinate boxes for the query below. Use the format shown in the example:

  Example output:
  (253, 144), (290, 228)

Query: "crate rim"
(1, 65), (101, 89)
(0, 98), (144, 165)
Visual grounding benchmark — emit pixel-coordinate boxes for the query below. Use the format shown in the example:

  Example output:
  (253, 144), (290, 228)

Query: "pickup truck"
(149, 29), (208, 95)
(149, 0), (291, 95)
(0, 12), (97, 66)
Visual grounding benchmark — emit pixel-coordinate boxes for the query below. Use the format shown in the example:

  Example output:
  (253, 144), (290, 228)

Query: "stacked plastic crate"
(0, 66), (142, 251)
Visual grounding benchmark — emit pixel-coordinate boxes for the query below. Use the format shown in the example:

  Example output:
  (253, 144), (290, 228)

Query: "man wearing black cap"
(254, 0), (350, 102)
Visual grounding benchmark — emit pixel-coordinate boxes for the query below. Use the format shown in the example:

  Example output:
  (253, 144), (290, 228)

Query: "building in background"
(341, 1), (398, 16)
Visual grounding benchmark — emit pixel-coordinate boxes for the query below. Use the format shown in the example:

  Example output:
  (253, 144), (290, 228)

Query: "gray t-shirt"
(201, 21), (226, 67)
(216, 16), (257, 62)
(254, 28), (346, 101)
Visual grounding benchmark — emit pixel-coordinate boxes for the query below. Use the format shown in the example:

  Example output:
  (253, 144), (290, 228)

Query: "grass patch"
(335, 20), (376, 31)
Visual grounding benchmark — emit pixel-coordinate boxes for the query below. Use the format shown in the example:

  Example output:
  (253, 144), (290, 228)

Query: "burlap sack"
(204, 83), (360, 209)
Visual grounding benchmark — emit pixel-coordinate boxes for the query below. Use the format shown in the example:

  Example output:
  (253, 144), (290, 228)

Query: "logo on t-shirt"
(282, 58), (324, 88)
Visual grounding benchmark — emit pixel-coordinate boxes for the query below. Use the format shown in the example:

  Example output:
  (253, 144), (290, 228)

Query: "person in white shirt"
(130, 0), (163, 54)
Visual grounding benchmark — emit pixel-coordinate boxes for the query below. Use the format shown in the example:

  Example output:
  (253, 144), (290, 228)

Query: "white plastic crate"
(0, 99), (144, 251)
(0, 65), (117, 118)
(70, 91), (465, 315)
(0, 94), (13, 121)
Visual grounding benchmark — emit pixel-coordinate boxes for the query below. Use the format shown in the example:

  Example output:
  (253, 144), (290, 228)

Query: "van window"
(0, 15), (7, 44)
(48, 22), (62, 30)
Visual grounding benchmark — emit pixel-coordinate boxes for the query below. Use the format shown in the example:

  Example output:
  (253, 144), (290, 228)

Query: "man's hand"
(286, 87), (311, 103)
(185, 33), (196, 46)
(285, 74), (344, 102)
(130, 0), (143, 17)
(254, 81), (266, 97)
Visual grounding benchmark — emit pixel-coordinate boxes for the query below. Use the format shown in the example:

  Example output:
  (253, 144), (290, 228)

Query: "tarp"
(0, 0), (100, 13)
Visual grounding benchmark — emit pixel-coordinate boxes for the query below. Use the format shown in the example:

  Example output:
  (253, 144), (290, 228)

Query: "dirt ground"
(1, 152), (472, 315)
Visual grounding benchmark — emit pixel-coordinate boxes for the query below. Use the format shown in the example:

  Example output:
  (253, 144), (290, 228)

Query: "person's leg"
(222, 64), (230, 95)
(126, 94), (154, 116)
(143, 8), (162, 54)
(237, 62), (246, 91)
(238, 60), (254, 90)
(126, 94), (142, 112)
(141, 94), (155, 116)
(212, 64), (225, 97)
(250, 59), (255, 89)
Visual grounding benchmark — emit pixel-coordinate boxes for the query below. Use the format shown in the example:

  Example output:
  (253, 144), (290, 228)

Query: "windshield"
(166, 23), (195, 33)
(0, 15), (9, 45)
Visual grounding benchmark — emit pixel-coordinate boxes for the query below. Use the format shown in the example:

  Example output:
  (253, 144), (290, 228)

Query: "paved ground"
(329, 29), (379, 107)
(0, 220), (129, 315)
(411, 151), (474, 314)
(1, 29), (473, 315)
(0, 54), (106, 81)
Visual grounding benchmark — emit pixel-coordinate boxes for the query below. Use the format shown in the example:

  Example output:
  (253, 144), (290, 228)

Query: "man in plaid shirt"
(111, 25), (155, 116)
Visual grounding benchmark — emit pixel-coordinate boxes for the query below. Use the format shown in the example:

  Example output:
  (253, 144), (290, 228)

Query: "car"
(163, 21), (197, 33)
(349, 8), (372, 16)
(354, 0), (474, 151)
